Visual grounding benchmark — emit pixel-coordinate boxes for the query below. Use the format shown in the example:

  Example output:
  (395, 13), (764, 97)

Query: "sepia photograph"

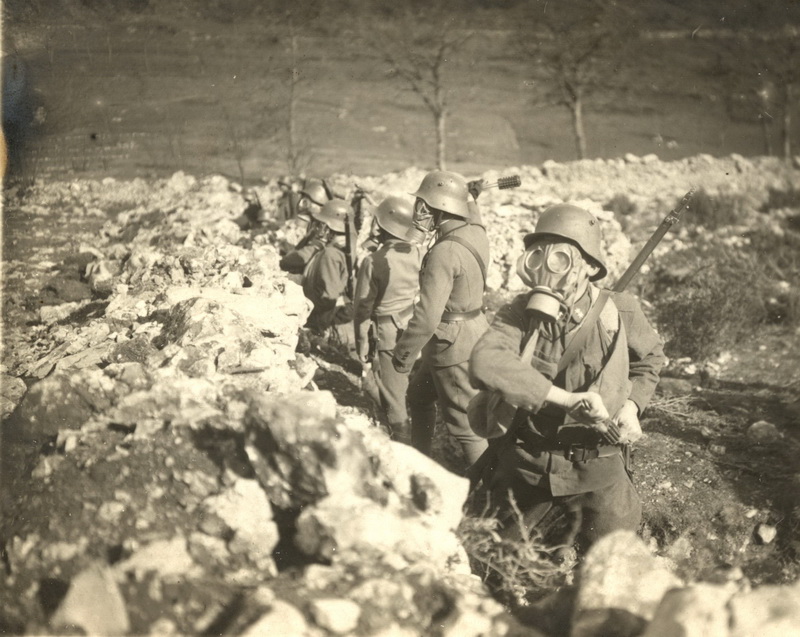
(1, 0), (799, 634)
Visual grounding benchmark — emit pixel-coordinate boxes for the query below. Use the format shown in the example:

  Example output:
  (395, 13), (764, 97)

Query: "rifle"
(467, 189), (695, 486)
(344, 211), (357, 300)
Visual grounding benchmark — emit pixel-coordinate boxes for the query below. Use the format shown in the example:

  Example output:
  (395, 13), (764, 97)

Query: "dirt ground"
(1, 181), (799, 632)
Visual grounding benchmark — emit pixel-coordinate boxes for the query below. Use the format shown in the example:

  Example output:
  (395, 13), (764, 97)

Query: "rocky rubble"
(2, 155), (800, 635)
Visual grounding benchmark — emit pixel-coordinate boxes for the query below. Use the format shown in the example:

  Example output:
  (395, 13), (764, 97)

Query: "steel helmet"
(410, 170), (470, 219)
(374, 196), (414, 239)
(523, 204), (607, 280)
(313, 199), (351, 234)
(300, 179), (329, 206)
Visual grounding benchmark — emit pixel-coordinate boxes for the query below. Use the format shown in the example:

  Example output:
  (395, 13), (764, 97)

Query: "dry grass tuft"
(458, 492), (576, 608)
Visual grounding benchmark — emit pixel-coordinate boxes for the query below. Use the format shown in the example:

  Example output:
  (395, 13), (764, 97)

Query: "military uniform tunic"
(302, 243), (349, 333)
(354, 238), (423, 428)
(393, 220), (491, 465)
(469, 287), (665, 548)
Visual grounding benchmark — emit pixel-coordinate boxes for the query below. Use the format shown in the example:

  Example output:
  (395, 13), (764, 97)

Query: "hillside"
(3, 1), (798, 184)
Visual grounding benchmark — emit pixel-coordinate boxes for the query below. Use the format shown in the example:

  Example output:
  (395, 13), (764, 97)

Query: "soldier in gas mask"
(301, 199), (354, 334)
(468, 203), (666, 553)
(354, 196), (424, 443)
(279, 179), (332, 275)
(392, 170), (490, 467)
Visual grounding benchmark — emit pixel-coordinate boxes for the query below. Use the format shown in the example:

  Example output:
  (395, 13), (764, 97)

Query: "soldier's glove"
(467, 179), (485, 201)
(611, 399), (642, 444)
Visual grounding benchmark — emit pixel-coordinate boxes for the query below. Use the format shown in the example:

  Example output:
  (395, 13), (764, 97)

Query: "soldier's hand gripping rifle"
(467, 189), (695, 484)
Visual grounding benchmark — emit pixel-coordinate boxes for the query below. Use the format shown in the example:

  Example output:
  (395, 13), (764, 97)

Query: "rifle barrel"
(612, 189), (694, 293)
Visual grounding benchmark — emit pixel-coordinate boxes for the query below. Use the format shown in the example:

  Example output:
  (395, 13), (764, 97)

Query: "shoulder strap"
(557, 288), (612, 374)
(438, 234), (487, 287)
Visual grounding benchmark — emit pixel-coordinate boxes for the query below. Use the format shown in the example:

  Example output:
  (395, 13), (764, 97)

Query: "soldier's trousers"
(486, 472), (641, 554)
(407, 356), (489, 466)
(363, 350), (410, 430)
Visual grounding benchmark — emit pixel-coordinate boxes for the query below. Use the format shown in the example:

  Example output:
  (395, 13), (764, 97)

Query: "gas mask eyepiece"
(412, 198), (436, 234)
(517, 241), (590, 321)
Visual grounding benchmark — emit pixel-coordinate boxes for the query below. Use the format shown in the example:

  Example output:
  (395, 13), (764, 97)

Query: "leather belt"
(516, 427), (622, 462)
(441, 308), (482, 322)
(373, 307), (414, 324)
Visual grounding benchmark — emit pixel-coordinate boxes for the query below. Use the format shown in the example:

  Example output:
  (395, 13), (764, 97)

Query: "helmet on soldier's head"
(313, 199), (351, 234)
(410, 170), (470, 219)
(374, 196), (414, 240)
(523, 204), (607, 280)
(300, 179), (329, 206)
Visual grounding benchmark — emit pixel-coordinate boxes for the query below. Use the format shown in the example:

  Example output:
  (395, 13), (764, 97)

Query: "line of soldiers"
(277, 170), (666, 556)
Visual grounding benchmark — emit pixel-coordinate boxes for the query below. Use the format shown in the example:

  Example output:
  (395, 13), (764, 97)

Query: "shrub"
(684, 188), (752, 230)
(761, 187), (800, 213)
(605, 193), (638, 218)
(650, 243), (767, 362)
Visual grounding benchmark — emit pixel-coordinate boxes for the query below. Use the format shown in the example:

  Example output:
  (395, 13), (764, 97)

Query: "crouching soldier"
(279, 179), (331, 274)
(468, 203), (666, 554)
(392, 170), (490, 467)
(354, 196), (424, 443)
(302, 199), (354, 334)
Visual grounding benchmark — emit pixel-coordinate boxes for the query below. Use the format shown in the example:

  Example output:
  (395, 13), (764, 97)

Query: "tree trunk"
(759, 113), (773, 156)
(571, 95), (587, 160)
(782, 82), (793, 161)
(435, 108), (447, 170)
(288, 30), (299, 174)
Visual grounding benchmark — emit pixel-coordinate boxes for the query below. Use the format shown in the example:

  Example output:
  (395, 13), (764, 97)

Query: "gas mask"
(409, 199), (440, 244)
(361, 217), (382, 251)
(516, 240), (595, 321)
(298, 196), (322, 219)
(306, 219), (331, 244)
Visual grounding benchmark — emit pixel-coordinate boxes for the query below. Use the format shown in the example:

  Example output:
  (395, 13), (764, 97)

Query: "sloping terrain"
(1, 156), (798, 635)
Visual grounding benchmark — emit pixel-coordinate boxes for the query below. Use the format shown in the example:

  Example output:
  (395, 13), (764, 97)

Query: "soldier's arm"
(279, 240), (323, 274)
(616, 292), (667, 413)
(318, 249), (349, 301)
(353, 256), (376, 352)
(469, 296), (553, 414)
(392, 244), (456, 372)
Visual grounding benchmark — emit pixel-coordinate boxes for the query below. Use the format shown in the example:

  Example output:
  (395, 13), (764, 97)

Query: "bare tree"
(358, 2), (473, 170)
(514, 0), (635, 160)
(704, 20), (799, 160)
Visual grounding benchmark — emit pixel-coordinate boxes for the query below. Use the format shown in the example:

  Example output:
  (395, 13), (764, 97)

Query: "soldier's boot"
(388, 420), (412, 445)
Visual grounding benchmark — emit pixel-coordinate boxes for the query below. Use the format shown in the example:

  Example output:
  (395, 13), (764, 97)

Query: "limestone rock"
(571, 530), (683, 637)
(729, 579), (800, 637)
(642, 583), (736, 637)
(202, 478), (279, 571)
(240, 600), (308, 637)
(1, 374), (27, 419)
(244, 391), (379, 509)
(309, 598), (361, 635)
(114, 536), (200, 581)
(50, 563), (130, 636)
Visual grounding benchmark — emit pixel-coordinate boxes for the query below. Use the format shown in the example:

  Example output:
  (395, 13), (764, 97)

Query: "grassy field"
(3, 6), (796, 185)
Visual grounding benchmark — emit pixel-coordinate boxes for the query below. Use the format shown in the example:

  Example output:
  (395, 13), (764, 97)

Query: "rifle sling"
(438, 234), (487, 289)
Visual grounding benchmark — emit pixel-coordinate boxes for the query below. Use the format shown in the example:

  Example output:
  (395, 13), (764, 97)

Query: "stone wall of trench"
(2, 155), (799, 635)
